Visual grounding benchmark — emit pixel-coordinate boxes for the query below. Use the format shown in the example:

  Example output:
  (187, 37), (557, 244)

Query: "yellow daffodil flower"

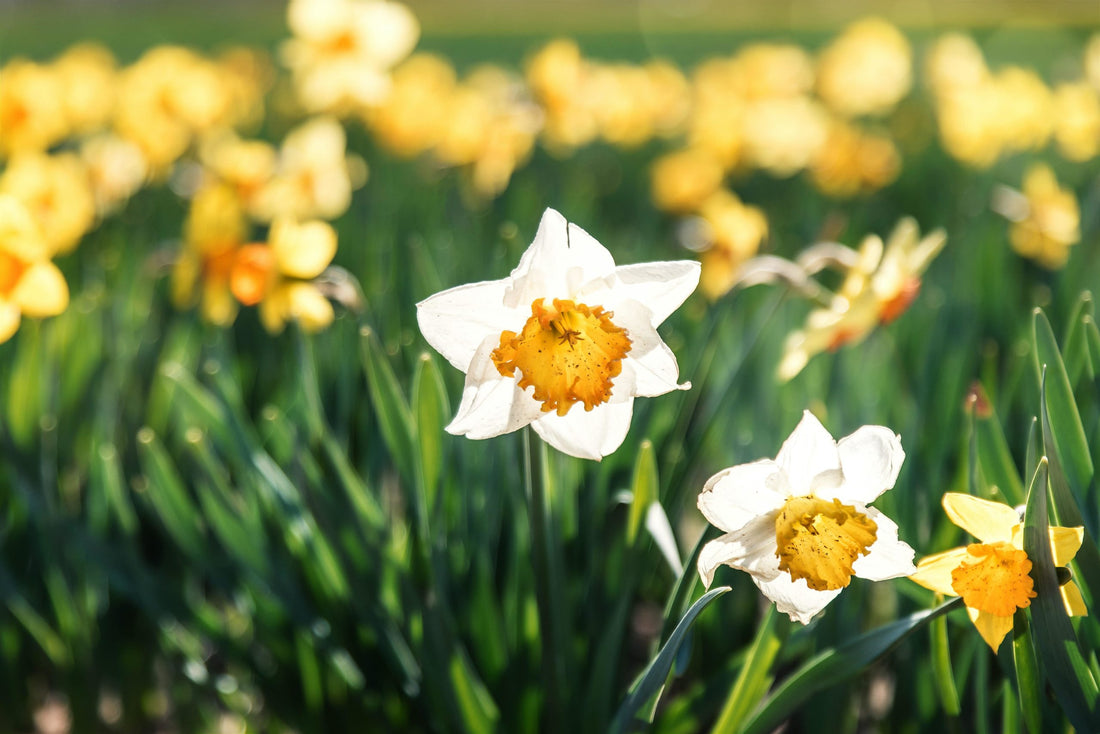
(997, 163), (1079, 270)
(0, 59), (67, 158)
(1052, 81), (1100, 162)
(695, 191), (768, 300)
(816, 18), (912, 118)
(910, 493), (1087, 651)
(417, 208), (699, 460)
(698, 410), (914, 624)
(53, 43), (118, 137)
(0, 153), (96, 256)
(650, 148), (725, 215)
(231, 218), (338, 334)
(0, 196), (70, 343)
(778, 219), (945, 382)
(365, 53), (456, 157)
(172, 183), (249, 326)
(79, 134), (149, 216)
(809, 120), (900, 198)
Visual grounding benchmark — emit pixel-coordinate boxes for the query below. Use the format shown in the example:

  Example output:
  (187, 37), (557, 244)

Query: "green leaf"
(610, 585), (731, 734)
(627, 440), (658, 545)
(449, 650), (500, 734)
(1012, 608), (1042, 734)
(970, 382), (1025, 506)
(1062, 292), (1094, 385)
(136, 427), (205, 557)
(740, 597), (963, 734)
(1032, 309), (1093, 499)
(931, 603), (960, 716)
(710, 606), (783, 734)
(1022, 455), (1100, 732)
(360, 326), (417, 482)
(412, 351), (450, 514)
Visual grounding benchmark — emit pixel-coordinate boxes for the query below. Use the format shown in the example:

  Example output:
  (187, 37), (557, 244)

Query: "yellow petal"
(1061, 581), (1088, 617)
(909, 547), (970, 596)
(11, 262), (69, 317)
(1050, 526), (1084, 567)
(269, 218), (336, 280)
(942, 493), (1018, 543)
(201, 281), (238, 327)
(0, 300), (21, 343)
(967, 606), (1014, 652)
(284, 282), (334, 333)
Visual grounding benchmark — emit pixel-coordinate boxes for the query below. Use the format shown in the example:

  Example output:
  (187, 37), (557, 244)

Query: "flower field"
(2, 1), (1100, 732)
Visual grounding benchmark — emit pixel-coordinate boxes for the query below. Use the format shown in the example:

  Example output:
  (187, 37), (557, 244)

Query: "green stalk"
(523, 428), (567, 730)
(710, 606), (783, 734)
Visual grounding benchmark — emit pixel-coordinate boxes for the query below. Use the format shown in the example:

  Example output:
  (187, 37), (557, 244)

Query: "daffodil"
(996, 163), (1080, 270)
(0, 195), (70, 343)
(416, 208), (699, 460)
(909, 493), (1087, 651)
(697, 410), (914, 624)
(778, 218), (945, 381)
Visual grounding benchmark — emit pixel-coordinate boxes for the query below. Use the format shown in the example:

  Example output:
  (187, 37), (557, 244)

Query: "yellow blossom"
(1003, 164), (1079, 270)
(696, 191), (768, 300)
(525, 39), (598, 153)
(199, 132), (278, 210)
(809, 120), (901, 198)
(0, 153), (96, 256)
(1052, 81), (1100, 162)
(649, 148), (725, 214)
(366, 54), (456, 157)
(910, 493), (1087, 651)
(817, 18), (912, 118)
(173, 183), (249, 326)
(79, 134), (149, 216)
(741, 96), (829, 177)
(0, 196), (70, 343)
(0, 59), (68, 158)
(52, 43), (117, 137)
(779, 219), (945, 381)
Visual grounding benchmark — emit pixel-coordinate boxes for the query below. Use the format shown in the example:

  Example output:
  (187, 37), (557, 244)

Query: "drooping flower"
(909, 493), (1087, 651)
(995, 163), (1080, 270)
(697, 410), (914, 624)
(416, 208), (700, 460)
(778, 218), (945, 381)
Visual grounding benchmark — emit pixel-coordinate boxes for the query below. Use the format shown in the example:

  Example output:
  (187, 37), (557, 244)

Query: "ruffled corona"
(950, 542), (1036, 617)
(492, 298), (631, 416)
(775, 496), (878, 591)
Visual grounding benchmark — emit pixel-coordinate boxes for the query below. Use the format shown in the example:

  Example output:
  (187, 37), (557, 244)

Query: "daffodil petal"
(776, 410), (841, 496)
(270, 219), (337, 279)
(506, 209), (617, 306)
(447, 338), (543, 439)
(942, 493), (1018, 543)
(283, 282), (334, 332)
(968, 607), (1013, 652)
(696, 514), (783, 588)
(698, 533), (741, 588)
(11, 261), (68, 317)
(1061, 581), (1088, 617)
(908, 546), (970, 596)
(530, 396), (635, 460)
(416, 277), (516, 371)
(610, 260), (701, 326)
(0, 301), (20, 343)
(1049, 525), (1084, 567)
(751, 570), (844, 625)
(697, 459), (786, 533)
(612, 300), (686, 397)
(828, 425), (905, 504)
(851, 508), (916, 580)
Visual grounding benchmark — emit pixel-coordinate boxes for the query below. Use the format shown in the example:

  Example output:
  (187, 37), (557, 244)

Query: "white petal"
(416, 278), (517, 372)
(505, 209), (617, 306)
(446, 338), (542, 439)
(698, 533), (741, 588)
(695, 514), (783, 585)
(852, 508), (916, 580)
(614, 300), (687, 397)
(751, 572), (844, 625)
(610, 260), (701, 326)
(827, 426), (905, 504)
(530, 396), (634, 460)
(776, 411), (841, 496)
(697, 459), (787, 533)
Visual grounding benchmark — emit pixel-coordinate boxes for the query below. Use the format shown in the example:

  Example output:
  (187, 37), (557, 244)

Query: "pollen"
(950, 542), (1037, 617)
(774, 496), (878, 591)
(492, 297), (631, 416)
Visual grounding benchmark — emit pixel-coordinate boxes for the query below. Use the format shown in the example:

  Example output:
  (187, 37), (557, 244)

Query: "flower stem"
(523, 427), (566, 729)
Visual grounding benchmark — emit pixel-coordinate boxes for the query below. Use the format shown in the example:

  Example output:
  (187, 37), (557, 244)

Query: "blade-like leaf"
(710, 606), (783, 734)
(628, 440), (658, 545)
(610, 585), (731, 734)
(740, 597), (963, 734)
(412, 351), (450, 515)
(360, 326), (417, 482)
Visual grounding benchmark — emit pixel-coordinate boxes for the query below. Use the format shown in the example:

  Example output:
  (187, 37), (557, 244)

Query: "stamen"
(775, 496), (878, 591)
(492, 297), (631, 416)
(950, 542), (1037, 617)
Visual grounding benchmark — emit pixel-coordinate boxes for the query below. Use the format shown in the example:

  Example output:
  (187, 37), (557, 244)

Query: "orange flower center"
(230, 244), (276, 306)
(0, 250), (28, 296)
(879, 277), (921, 324)
(950, 542), (1037, 617)
(491, 297), (631, 416)
(775, 496), (878, 591)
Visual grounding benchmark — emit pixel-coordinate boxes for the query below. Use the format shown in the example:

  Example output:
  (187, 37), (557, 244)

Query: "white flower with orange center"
(697, 411), (915, 624)
(416, 208), (700, 460)
(909, 493), (1086, 651)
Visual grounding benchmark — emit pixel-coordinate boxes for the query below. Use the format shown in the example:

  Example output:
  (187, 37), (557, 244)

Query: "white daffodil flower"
(697, 410), (915, 624)
(416, 207), (700, 460)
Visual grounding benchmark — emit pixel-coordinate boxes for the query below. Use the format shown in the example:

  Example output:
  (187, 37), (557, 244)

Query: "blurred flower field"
(2, 1), (1100, 732)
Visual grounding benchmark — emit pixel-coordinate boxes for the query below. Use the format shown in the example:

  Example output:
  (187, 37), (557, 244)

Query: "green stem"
(710, 606), (784, 734)
(523, 428), (566, 730)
